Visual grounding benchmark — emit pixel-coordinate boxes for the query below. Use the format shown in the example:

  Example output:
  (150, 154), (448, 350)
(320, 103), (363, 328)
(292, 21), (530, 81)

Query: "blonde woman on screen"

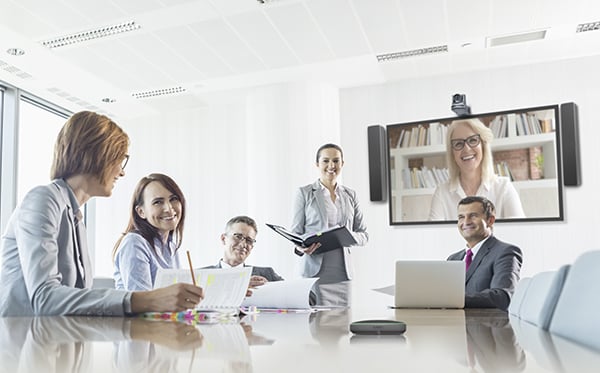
(429, 118), (525, 220)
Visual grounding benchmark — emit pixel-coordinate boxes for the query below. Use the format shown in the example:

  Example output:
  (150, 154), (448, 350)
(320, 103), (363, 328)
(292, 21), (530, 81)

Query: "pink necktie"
(465, 249), (473, 271)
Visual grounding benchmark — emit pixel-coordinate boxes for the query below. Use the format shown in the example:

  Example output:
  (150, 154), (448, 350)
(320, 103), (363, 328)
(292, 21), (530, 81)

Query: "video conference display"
(386, 105), (563, 225)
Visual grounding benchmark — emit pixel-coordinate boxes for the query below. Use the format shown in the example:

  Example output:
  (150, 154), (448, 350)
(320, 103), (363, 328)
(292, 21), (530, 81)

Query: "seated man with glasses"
(204, 216), (283, 287)
(429, 118), (525, 220)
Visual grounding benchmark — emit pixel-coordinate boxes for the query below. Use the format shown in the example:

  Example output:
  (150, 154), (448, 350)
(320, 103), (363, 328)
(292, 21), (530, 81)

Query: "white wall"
(95, 55), (599, 301)
(94, 82), (341, 281)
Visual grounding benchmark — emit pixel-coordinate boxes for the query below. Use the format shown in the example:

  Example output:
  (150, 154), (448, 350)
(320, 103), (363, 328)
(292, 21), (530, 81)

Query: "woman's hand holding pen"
(296, 242), (321, 255)
(131, 283), (205, 313)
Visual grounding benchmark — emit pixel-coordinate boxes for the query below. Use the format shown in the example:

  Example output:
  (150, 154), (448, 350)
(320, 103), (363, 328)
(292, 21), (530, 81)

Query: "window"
(17, 98), (68, 201)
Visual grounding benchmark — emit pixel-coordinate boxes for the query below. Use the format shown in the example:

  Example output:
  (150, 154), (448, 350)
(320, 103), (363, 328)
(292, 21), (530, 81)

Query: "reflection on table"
(1, 305), (599, 372)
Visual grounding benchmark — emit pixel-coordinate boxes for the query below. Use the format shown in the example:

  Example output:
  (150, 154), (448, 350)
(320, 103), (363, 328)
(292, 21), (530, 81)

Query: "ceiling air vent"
(41, 21), (141, 49)
(576, 21), (600, 33)
(377, 45), (448, 62)
(131, 86), (186, 99)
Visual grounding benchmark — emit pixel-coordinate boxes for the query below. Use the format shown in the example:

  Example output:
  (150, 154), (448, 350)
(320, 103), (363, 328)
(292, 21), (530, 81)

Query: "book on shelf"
(154, 266), (252, 314)
(266, 223), (357, 253)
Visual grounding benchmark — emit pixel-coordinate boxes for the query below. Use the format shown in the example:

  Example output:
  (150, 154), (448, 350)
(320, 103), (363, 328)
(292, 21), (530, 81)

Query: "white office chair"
(549, 250), (600, 351)
(507, 277), (531, 317)
(519, 265), (570, 330)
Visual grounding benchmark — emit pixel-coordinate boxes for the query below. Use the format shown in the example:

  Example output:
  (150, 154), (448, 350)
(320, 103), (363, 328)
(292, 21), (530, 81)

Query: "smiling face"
(457, 201), (494, 247)
(221, 222), (257, 267)
(135, 181), (182, 241)
(451, 123), (483, 175)
(317, 147), (344, 184)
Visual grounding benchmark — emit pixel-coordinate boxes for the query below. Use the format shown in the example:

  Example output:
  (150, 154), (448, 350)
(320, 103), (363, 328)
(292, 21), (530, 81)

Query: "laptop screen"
(394, 260), (465, 308)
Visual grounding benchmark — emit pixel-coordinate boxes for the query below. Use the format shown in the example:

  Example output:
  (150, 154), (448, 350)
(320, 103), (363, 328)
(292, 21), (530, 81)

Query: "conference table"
(1, 302), (598, 372)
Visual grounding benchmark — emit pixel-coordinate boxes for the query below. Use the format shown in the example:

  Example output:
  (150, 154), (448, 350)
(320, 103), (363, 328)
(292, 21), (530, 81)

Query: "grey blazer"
(0, 179), (129, 316)
(204, 262), (284, 282)
(290, 180), (368, 279)
(447, 235), (523, 311)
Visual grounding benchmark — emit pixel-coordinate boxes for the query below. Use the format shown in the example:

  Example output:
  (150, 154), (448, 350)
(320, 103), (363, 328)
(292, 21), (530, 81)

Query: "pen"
(186, 250), (197, 286)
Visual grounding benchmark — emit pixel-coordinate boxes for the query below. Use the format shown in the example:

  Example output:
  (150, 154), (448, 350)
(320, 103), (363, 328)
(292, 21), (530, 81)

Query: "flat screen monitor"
(386, 104), (563, 225)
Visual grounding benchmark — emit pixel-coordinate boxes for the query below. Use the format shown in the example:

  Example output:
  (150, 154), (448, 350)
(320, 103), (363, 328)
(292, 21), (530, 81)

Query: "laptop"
(394, 260), (465, 309)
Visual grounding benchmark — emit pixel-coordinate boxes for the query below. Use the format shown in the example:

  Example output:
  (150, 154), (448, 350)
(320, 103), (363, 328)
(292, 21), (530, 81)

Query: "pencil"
(186, 250), (197, 286)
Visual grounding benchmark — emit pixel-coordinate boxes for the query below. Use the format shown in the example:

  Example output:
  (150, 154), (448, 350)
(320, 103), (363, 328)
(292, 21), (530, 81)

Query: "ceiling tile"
(228, 11), (299, 69)
(0, 1), (58, 39)
(397, 0), (448, 48)
(14, 0), (94, 36)
(352, 0), (408, 54)
(57, 47), (141, 91)
(305, 0), (371, 58)
(108, 0), (165, 15)
(189, 18), (266, 74)
(446, 0), (491, 41)
(265, 2), (334, 64)
(120, 32), (205, 84)
(61, 0), (128, 25)
(155, 25), (232, 78)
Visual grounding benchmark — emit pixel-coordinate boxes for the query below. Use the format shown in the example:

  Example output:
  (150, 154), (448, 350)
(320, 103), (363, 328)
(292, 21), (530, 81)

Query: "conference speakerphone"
(349, 320), (407, 335)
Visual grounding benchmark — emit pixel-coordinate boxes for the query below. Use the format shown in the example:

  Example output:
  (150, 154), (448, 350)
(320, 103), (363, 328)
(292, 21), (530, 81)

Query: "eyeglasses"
(121, 155), (130, 170)
(230, 233), (257, 246)
(450, 134), (481, 151)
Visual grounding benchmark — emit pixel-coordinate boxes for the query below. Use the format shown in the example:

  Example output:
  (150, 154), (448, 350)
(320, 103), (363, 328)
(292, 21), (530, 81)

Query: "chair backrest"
(519, 265), (570, 330)
(508, 277), (531, 317)
(549, 250), (600, 350)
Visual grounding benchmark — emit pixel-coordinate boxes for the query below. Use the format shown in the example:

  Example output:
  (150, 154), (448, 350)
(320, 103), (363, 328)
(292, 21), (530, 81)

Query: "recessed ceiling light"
(376, 45), (448, 62)
(101, 98), (116, 103)
(6, 48), (25, 56)
(40, 21), (141, 49)
(486, 30), (547, 48)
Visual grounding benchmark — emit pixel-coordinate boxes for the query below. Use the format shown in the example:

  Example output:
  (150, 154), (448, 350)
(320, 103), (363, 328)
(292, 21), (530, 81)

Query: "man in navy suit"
(447, 196), (523, 311)
(205, 216), (283, 286)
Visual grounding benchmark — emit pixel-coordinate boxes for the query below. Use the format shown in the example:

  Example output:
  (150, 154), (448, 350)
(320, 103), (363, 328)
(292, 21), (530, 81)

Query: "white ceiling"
(1, 0), (600, 119)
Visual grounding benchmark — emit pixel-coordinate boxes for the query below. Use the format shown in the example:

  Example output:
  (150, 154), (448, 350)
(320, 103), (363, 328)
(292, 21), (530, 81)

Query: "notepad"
(154, 267), (252, 313)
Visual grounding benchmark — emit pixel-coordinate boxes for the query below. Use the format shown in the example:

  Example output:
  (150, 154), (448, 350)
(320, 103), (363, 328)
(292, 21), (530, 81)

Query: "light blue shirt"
(114, 233), (181, 291)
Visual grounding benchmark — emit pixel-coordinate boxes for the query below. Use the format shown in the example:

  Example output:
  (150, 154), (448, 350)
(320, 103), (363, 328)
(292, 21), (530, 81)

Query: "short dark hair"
(315, 143), (344, 163)
(225, 215), (258, 234)
(458, 196), (496, 220)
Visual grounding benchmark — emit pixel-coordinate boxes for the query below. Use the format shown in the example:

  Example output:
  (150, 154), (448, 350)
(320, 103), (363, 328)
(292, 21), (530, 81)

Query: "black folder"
(266, 223), (357, 254)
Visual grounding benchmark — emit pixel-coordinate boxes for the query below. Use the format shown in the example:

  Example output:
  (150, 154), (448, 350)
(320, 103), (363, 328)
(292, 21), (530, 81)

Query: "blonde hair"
(446, 118), (495, 184)
(51, 111), (129, 183)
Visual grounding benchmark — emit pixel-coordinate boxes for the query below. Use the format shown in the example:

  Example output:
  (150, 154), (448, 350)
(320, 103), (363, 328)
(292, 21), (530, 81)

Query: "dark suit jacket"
(204, 261), (284, 282)
(447, 235), (522, 311)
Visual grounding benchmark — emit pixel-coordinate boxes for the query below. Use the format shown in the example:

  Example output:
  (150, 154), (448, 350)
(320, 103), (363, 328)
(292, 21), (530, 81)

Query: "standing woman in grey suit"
(291, 143), (368, 306)
(0, 111), (203, 316)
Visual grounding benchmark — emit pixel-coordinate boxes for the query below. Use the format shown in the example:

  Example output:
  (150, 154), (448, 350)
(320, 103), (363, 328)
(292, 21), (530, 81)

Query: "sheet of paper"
(372, 284), (395, 296)
(154, 267), (252, 312)
(241, 278), (318, 309)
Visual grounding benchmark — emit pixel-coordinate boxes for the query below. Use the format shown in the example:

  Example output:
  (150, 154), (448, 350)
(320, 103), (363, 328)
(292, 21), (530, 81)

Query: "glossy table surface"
(1, 303), (598, 373)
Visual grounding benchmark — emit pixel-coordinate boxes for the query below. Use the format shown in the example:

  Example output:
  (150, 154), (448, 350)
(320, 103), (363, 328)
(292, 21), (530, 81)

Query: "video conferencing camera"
(451, 94), (471, 117)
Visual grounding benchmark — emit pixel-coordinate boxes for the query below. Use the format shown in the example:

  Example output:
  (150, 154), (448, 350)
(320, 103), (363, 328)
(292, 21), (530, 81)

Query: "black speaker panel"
(560, 102), (581, 186)
(367, 125), (388, 202)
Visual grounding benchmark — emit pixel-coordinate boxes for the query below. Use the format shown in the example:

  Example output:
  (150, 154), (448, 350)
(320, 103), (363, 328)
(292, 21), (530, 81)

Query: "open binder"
(266, 223), (356, 254)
